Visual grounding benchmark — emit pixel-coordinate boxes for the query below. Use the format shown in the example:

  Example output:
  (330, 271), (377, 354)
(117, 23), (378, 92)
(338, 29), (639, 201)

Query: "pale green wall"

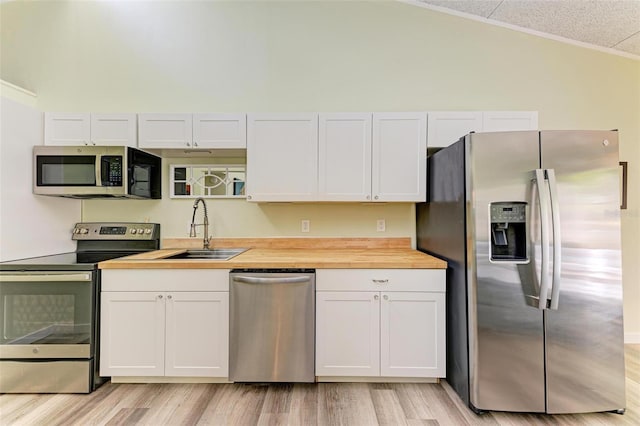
(2, 0), (639, 335)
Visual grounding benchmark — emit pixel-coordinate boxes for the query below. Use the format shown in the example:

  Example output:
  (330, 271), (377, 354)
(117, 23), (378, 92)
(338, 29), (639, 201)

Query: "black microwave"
(33, 146), (162, 199)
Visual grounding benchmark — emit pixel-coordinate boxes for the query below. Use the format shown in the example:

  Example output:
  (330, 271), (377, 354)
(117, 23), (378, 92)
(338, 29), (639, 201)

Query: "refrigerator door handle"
(547, 169), (562, 310)
(535, 169), (551, 310)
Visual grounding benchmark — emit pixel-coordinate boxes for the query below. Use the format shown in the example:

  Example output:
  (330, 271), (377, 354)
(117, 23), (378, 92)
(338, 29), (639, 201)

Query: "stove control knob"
(137, 228), (144, 234)
(145, 229), (152, 234)
(131, 229), (137, 234)
(73, 228), (79, 234)
(80, 228), (88, 234)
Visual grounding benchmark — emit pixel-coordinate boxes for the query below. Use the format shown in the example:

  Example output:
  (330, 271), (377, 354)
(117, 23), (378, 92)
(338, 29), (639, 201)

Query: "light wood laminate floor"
(2, 345), (639, 425)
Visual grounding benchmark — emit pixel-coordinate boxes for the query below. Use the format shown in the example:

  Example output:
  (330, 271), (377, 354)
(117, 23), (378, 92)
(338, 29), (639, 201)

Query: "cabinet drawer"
(316, 269), (444, 292)
(102, 269), (230, 292)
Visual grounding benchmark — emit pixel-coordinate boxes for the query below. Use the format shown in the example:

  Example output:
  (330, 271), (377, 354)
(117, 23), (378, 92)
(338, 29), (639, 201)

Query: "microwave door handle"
(547, 169), (562, 310)
(535, 169), (551, 310)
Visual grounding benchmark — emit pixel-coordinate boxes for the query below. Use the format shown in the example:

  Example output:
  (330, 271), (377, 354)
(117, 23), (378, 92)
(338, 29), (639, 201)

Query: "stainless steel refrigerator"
(417, 130), (625, 414)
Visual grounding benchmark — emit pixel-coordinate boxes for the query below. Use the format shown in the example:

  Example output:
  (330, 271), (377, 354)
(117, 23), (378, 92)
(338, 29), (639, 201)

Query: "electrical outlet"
(377, 219), (386, 232)
(301, 220), (310, 233)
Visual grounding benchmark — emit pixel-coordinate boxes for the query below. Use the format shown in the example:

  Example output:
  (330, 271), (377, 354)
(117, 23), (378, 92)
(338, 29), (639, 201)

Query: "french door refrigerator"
(417, 130), (625, 414)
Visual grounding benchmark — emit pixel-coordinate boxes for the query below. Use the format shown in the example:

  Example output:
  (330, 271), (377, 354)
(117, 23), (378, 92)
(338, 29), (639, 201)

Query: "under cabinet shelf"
(170, 164), (246, 199)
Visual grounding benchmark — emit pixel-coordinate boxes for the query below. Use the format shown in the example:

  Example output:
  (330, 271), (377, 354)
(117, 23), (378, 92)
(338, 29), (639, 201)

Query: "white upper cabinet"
(427, 111), (483, 148)
(139, 113), (247, 151)
(482, 111), (538, 132)
(427, 111), (538, 148)
(318, 113), (372, 202)
(372, 112), (427, 202)
(45, 113), (137, 146)
(192, 113), (246, 149)
(247, 112), (426, 202)
(246, 113), (318, 202)
(138, 113), (193, 149)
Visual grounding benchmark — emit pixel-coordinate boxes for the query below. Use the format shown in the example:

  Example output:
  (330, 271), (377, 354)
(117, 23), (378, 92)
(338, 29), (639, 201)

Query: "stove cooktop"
(0, 222), (161, 272)
(0, 251), (142, 271)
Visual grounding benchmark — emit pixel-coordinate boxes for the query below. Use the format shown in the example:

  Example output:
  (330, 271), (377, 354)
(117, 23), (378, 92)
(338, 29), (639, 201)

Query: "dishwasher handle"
(232, 275), (311, 285)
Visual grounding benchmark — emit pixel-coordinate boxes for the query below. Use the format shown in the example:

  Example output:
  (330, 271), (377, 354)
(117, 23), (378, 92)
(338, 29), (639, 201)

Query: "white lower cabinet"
(316, 291), (380, 376)
(380, 291), (445, 377)
(164, 291), (228, 377)
(101, 291), (165, 376)
(315, 269), (445, 379)
(100, 270), (229, 378)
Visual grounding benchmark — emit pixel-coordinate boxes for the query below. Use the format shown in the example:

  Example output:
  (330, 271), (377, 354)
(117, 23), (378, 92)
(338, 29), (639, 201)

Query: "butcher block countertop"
(99, 237), (447, 269)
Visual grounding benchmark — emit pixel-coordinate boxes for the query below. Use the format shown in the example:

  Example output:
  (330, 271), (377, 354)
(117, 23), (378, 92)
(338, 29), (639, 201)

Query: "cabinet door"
(165, 292), (229, 377)
(316, 291), (380, 376)
(100, 292), (165, 376)
(482, 111), (538, 132)
(380, 291), (445, 377)
(318, 113), (372, 201)
(246, 113), (318, 202)
(427, 111), (482, 148)
(138, 113), (193, 148)
(372, 112), (427, 202)
(44, 113), (91, 146)
(193, 113), (246, 149)
(90, 113), (137, 146)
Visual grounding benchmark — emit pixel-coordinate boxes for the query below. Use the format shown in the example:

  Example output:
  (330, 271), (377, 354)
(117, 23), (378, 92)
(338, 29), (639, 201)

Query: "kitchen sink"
(166, 248), (248, 260)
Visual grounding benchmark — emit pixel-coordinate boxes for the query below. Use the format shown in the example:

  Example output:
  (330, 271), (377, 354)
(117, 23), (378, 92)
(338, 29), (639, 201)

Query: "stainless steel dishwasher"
(229, 269), (315, 382)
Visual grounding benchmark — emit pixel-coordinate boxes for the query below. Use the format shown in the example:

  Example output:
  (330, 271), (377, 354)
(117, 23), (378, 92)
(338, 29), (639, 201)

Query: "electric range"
(0, 222), (160, 393)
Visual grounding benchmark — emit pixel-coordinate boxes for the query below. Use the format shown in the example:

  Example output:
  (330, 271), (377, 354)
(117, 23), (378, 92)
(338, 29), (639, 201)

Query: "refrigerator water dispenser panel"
(490, 202), (528, 262)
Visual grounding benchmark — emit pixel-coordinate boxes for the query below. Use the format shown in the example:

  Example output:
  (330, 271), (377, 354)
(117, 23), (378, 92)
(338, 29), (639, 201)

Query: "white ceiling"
(413, 0), (640, 58)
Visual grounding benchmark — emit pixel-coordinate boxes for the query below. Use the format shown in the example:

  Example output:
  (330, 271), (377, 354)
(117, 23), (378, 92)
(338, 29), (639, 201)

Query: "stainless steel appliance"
(229, 269), (315, 382)
(33, 146), (162, 199)
(0, 222), (160, 393)
(417, 130), (626, 414)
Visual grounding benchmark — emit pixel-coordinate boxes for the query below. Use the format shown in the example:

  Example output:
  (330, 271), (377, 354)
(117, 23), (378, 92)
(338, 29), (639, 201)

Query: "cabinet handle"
(194, 142), (198, 147)
(91, 141), (96, 146)
(374, 295), (379, 300)
(374, 195), (379, 200)
(167, 295), (172, 300)
(186, 142), (191, 147)
(372, 279), (389, 284)
(383, 295), (389, 301)
(620, 161), (628, 210)
(247, 195), (252, 200)
(366, 195), (371, 200)
(158, 294), (163, 299)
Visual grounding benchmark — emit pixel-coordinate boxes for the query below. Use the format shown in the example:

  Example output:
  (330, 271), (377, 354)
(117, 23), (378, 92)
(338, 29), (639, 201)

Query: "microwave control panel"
(101, 156), (123, 186)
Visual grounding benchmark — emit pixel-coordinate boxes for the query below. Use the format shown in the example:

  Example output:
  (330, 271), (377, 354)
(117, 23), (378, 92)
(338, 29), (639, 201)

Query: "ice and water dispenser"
(490, 202), (528, 262)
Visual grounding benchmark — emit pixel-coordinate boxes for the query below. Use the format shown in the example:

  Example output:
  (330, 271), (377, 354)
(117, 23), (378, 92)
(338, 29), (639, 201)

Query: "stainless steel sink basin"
(167, 248), (248, 260)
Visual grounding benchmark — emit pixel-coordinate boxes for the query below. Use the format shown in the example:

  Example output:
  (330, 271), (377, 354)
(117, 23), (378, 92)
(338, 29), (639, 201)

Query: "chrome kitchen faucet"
(190, 197), (211, 249)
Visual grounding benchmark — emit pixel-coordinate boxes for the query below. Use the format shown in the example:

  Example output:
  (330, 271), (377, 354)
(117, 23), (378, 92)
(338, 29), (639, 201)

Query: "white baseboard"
(625, 333), (640, 344)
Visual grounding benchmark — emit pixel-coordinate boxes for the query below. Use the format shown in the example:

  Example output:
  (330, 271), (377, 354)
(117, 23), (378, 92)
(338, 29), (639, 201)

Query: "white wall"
(1, 1), (639, 336)
(82, 156), (415, 240)
(0, 82), (80, 260)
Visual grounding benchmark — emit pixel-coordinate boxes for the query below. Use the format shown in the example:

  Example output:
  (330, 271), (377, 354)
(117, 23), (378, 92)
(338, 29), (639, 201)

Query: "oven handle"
(0, 273), (93, 282)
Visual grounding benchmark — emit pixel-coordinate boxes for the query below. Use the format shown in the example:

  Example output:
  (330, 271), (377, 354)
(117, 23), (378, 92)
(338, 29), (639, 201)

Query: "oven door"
(0, 271), (95, 359)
